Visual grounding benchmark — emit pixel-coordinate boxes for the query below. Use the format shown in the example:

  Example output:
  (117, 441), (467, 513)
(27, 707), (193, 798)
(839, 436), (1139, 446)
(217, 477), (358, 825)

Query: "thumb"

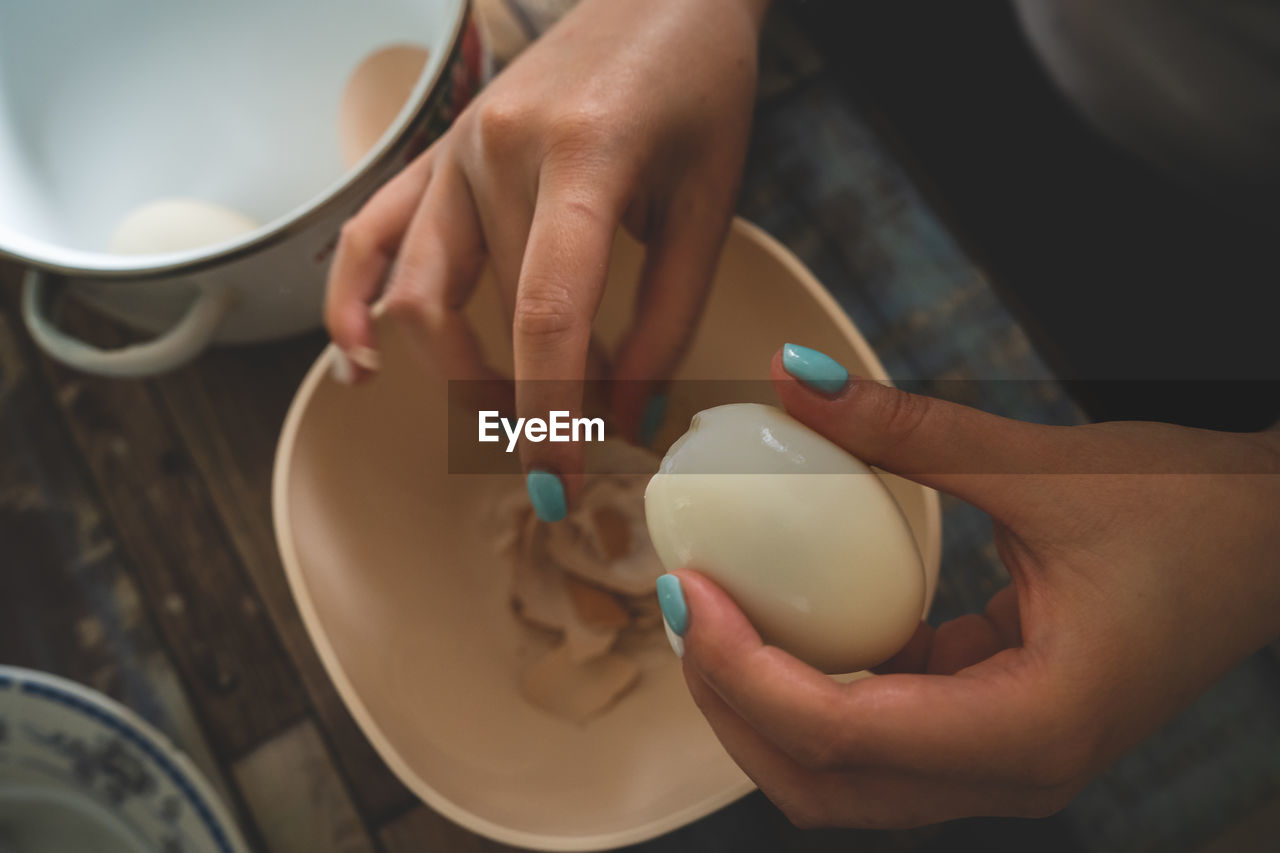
(672, 569), (1050, 780)
(770, 344), (1065, 523)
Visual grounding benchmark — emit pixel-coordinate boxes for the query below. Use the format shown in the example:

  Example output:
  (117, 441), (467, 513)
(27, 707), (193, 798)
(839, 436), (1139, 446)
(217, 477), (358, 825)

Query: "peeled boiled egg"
(338, 44), (430, 169)
(109, 198), (258, 255)
(644, 403), (925, 673)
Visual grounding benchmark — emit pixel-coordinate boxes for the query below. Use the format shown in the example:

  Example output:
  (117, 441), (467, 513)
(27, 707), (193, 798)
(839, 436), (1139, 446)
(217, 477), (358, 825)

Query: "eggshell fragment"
(564, 577), (630, 631)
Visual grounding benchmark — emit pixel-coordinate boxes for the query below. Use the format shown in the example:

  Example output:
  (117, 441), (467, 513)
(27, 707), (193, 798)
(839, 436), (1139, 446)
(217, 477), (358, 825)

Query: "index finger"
(325, 151), (435, 370)
(512, 173), (622, 519)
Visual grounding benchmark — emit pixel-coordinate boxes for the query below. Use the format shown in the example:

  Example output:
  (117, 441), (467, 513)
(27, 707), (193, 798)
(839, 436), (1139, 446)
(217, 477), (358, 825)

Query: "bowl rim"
(0, 0), (471, 280)
(0, 665), (252, 853)
(271, 216), (943, 850)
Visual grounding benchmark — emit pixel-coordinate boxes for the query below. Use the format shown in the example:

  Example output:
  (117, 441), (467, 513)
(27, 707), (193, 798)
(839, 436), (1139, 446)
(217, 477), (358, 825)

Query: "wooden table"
(2, 7), (1278, 852)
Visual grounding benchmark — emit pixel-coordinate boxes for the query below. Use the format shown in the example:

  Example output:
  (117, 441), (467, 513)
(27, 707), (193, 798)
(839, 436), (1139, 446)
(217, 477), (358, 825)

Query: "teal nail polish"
(656, 573), (688, 636)
(639, 393), (668, 446)
(782, 343), (849, 395)
(526, 470), (567, 522)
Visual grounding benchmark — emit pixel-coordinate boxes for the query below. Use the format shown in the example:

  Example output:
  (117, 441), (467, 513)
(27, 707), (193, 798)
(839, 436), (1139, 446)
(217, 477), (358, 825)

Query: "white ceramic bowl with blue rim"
(0, 666), (250, 853)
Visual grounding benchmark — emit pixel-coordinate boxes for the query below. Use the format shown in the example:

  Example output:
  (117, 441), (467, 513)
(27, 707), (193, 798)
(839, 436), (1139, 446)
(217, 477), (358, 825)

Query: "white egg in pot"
(644, 403), (925, 673)
(109, 198), (259, 255)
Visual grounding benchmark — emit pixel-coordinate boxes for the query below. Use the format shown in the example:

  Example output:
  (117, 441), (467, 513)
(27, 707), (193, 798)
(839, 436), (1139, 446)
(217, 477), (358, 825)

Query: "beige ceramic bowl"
(272, 218), (942, 850)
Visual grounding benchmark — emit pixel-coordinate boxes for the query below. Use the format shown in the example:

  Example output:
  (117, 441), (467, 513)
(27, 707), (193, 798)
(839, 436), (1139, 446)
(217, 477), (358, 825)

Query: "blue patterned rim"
(0, 672), (238, 853)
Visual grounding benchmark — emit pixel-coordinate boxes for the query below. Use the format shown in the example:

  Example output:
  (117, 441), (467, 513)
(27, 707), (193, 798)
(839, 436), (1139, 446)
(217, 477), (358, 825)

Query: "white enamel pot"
(0, 0), (479, 377)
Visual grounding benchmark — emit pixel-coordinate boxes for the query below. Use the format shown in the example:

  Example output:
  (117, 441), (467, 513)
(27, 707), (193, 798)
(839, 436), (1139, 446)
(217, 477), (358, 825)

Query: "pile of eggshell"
(493, 441), (667, 724)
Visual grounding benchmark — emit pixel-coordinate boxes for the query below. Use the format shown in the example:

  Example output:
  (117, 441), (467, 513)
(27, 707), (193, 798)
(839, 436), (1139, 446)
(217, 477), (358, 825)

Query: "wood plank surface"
(1, 276), (413, 822)
(153, 336), (416, 823)
(28, 296), (310, 757)
(0, 276), (243, 830)
(233, 720), (377, 853)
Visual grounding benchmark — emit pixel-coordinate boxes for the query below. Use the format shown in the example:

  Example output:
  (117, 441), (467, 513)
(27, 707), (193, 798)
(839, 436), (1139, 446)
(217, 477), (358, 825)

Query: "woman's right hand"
(325, 0), (769, 517)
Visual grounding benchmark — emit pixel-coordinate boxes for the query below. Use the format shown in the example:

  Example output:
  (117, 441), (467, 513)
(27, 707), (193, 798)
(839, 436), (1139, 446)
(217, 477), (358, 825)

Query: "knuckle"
(869, 388), (932, 454)
(406, 298), (451, 337)
(381, 291), (415, 324)
(383, 262), (425, 306)
(513, 285), (581, 344)
(337, 219), (372, 258)
(475, 98), (530, 152)
(556, 193), (612, 232)
(416, 301), (451, 335)
(382, 285), (428, 326)
(543, 107), (635, 180)
(546, 106), (609, 152)
(691, 635), (738, 686)
(788, 723), (847, 772)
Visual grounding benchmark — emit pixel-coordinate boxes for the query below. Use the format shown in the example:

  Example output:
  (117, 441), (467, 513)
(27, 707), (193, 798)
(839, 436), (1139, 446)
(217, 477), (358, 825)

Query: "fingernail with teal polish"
(656, 573), (688, 658)
(639, 393), (668, 446)
(526, 469), (567, 522)
(782, 343), (849, 395)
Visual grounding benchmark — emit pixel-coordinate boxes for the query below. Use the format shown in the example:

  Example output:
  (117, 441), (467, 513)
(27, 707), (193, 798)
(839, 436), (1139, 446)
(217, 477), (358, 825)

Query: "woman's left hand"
(666, 350), (1280, 828)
